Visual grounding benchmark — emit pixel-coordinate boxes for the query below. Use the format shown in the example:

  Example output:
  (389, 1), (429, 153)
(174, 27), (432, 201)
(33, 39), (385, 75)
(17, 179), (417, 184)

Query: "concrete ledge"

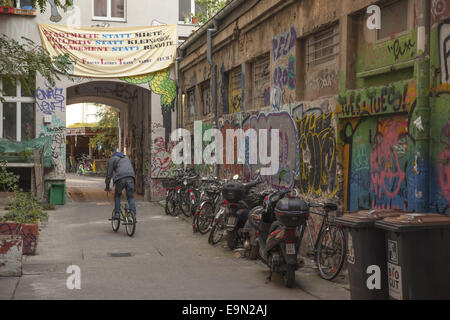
(0, 235), (23, 277)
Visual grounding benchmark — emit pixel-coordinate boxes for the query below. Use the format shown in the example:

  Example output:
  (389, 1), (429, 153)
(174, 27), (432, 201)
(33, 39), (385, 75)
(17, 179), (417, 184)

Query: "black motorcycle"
(246, 188), (309, 288)
(219, 172), (263, 250)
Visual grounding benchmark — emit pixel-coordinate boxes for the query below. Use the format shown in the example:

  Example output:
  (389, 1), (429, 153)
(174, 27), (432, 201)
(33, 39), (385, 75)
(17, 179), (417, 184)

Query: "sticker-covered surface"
(347, 232), (355, 264)
(388, 262), (403, 300)
(388, 240), (399, 264)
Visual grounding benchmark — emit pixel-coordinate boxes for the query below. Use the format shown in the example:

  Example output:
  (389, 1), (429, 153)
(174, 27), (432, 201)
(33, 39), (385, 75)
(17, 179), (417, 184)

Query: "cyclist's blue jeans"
(114, 177), (136, 217)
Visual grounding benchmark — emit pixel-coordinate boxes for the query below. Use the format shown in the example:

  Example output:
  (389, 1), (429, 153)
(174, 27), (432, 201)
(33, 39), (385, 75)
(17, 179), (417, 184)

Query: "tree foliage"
(21, 0), (73, 13)
(0, 1), (73, 100)
(193, 0), (231, 25)
(0, 34), (73, 101)
(89, 107), (119, 158)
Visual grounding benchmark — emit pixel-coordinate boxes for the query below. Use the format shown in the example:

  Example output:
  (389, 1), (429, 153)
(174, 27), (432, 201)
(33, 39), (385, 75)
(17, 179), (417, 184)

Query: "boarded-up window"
(201, 83), (211, 116)
(252, 53), (270, 108)
(229, 66), (243, 113)
(186, 88), (195, 120)
(307, 26), (339, 66)
(377, 0), (409, 41)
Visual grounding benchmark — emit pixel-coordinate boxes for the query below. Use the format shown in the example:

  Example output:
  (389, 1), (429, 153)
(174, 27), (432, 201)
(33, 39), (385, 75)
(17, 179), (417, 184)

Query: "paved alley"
(0, 175), (349, 300)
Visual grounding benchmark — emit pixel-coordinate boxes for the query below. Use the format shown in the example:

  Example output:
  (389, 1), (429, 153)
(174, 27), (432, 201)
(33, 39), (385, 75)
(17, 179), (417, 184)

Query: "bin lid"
(375, 213), (450, 232)
(335, 210), (403, 228)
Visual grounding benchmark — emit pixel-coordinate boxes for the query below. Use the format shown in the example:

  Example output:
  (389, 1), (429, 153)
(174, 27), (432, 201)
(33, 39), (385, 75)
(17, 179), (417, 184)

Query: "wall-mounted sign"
(38, 24), (177, 78)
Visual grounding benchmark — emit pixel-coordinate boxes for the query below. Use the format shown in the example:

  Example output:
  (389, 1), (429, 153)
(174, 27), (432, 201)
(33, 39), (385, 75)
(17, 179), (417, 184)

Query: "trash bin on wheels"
(375, 213), (450, 300)
(335, 210), (402, 300)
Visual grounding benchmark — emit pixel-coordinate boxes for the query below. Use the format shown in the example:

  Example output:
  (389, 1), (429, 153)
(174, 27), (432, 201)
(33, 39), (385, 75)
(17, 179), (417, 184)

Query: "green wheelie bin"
(335, 210), (402, 300)
(375, 213), (450, 300)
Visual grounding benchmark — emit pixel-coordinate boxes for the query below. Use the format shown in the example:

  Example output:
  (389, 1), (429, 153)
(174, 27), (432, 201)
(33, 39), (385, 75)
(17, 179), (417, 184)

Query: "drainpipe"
(175, 57), (182, 129)
(207, 27), (218, 177)
(414, 0), (430, 212)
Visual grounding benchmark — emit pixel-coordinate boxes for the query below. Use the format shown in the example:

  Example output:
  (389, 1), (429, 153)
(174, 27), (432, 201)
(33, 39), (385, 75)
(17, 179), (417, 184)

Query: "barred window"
(201, 84), (211, 116)
(307, 26), (339, 66)
(252, 53), (270, 107)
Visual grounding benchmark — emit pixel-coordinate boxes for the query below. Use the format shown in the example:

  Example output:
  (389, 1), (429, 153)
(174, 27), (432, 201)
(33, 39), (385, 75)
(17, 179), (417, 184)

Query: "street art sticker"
(297, 111), (338, 197)
(36, 86), (65, 115)
(243, 111), (298, 189)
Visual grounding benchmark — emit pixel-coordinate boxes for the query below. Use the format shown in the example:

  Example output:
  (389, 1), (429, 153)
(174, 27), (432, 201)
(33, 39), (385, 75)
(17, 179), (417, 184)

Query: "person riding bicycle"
(104, 147), (137, 220)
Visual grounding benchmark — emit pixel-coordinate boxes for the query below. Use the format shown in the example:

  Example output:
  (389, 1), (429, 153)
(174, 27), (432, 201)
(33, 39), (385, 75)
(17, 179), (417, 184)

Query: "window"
(252, 53), (270, 107)
(0, 77), (35, 142)
(93, 0), (126, 21)
(377, 0), (409, 41)
(229, 66), (243, 113)
(179, 0), (201, 23)
(307, 26), (339, 66)
(186, 88), (196, 120)
(201, 83), (211, 116)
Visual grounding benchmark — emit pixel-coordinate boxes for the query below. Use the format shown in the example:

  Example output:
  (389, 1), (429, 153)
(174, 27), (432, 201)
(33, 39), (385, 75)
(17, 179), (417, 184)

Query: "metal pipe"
(175, 57), (182, 128)
(414, 0), (430, 212)
(207, 27), (218, 176)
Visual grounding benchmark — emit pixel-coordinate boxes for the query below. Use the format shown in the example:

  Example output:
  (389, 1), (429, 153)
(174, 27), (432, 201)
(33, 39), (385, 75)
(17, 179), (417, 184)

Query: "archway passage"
(65, 81), (152, 201)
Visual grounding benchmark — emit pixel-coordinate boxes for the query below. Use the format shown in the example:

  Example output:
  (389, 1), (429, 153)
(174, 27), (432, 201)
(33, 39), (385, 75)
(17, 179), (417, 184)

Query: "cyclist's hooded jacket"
(105, 152), (136, 188)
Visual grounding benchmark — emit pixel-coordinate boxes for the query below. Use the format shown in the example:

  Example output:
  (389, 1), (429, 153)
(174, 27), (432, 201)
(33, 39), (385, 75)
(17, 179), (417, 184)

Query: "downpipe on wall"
(414, 0), (431, 212)
(207, 27), (219, 177)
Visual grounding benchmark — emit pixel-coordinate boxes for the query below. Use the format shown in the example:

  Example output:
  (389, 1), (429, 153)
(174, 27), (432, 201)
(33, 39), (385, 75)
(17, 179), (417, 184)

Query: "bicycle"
(106, 191), (136, 237)
(195, 178), (223, 234)
(303, 202), (346, 281)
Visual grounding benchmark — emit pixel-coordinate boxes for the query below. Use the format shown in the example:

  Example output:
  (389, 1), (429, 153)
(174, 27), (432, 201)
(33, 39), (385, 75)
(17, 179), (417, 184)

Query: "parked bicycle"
(76, 154), (94, 175)
(304, 201), (346, 280)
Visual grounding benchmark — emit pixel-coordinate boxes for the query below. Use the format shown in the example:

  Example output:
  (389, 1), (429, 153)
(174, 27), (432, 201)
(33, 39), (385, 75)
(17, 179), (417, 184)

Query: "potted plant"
(0, 162), (47, 255)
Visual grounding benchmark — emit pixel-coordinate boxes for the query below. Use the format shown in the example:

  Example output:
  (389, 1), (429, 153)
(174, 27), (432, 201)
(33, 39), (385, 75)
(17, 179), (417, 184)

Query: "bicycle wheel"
(208, 214), (225, 245)
(125, 211), (136, 237)
(111, 209), (120, 232)
(197, 202), (214, 234)
(180, 191), (191, 217)
(166, 190), (177, 216)
(316, 224), (346, 281)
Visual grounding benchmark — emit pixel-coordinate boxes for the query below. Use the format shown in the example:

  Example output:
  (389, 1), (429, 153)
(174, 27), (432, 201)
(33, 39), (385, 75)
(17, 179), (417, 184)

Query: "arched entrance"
(66, 81), (152, 197)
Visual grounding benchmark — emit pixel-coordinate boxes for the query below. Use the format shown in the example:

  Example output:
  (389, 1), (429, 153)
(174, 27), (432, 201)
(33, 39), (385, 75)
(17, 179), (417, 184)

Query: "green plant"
(1, 190), (48, 224)
(89, 107), (119, 158)
(0, 161), (19, 192)
(193, 0), (230, 25)
(0, 34), (73, 101)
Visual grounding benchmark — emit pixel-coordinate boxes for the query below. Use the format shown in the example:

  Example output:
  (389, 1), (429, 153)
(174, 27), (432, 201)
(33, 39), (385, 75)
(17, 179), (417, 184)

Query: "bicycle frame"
(304, 210), (329, 254)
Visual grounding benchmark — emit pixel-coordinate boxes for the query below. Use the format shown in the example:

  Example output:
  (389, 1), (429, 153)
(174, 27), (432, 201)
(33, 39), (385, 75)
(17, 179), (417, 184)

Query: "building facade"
(177, 0), (449, 215)
(0, 0), (198, 201)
